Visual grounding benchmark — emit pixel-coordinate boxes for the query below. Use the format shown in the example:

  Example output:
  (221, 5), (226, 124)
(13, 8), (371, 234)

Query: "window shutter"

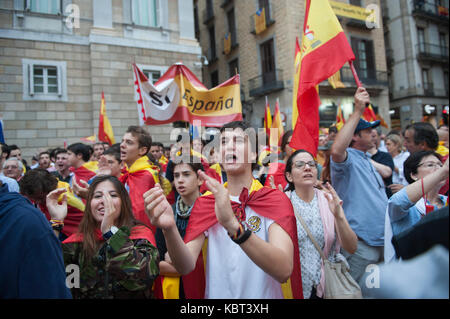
(351, 37), (360, 72)
(57, 65), (62, 96)
(366, 40), (375, 79)
(28, 64), (34, 96)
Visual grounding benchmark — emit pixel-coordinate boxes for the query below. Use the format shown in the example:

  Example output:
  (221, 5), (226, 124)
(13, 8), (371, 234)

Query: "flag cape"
(120, 156), (159, 233)
(182, 179), (303, 299)
(63, 225), (156, 246)
(264, 161), (288, 190)
(70, 163), (97, 188)
(133, 63), (242, 127)
(98, 92), (116, 145)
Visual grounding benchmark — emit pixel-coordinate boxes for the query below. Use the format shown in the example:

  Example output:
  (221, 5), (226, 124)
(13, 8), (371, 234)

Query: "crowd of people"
(0, 87), (448, 299)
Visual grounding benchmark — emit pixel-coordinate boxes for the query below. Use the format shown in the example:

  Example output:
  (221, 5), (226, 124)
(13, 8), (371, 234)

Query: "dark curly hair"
(19, 169), (58, 203)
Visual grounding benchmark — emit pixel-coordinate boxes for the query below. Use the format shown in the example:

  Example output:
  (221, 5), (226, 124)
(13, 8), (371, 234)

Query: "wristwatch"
(103, 226), (119, 240)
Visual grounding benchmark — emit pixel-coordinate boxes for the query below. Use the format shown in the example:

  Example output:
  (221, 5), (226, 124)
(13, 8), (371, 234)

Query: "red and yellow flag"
(98, 92), (116, 145)
(133, 63), (242, 127)
(270, 99), (284, 150)
(336, 104), (345, 131)
(292, 38), (301, 129)
(264, 96), (272, 140)
(362, 104), (377, 122)
(290, 0), (355, 158)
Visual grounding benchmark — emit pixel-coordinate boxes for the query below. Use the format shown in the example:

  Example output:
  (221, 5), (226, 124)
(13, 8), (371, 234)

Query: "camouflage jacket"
(62, 226), (159, 299)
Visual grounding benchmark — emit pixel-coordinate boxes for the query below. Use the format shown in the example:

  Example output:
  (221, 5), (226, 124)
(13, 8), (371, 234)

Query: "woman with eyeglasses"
(284, 149), (357, 299)
(387, 151), (448, 239)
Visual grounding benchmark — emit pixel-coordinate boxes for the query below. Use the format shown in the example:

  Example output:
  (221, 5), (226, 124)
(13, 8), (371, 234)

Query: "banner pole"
(349, 60), (362, 88)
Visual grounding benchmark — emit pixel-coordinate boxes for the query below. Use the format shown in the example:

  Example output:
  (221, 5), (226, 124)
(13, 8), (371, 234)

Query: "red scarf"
(63, 225), (156, 246)
(182, 183), (303, 299)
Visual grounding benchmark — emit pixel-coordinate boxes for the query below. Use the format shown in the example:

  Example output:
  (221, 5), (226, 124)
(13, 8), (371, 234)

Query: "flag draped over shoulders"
(182, 180), (303, 299)
(120, 156), (158, 233)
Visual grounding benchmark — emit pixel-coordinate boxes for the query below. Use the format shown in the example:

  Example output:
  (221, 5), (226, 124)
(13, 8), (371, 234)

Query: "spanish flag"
(291, 38), (301, 129)
(362, 104), (377, 122)
(182, 179), (303, 299)
(264, 96), (272, 140)
(270, 98), (284, 150)
(98, 92), (116, 145)
(290, 0), (355, 158)
(336, 103), (345, 131)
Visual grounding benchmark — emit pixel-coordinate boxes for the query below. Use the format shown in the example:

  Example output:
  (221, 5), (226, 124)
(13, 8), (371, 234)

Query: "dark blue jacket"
(0, 183), (72, 298)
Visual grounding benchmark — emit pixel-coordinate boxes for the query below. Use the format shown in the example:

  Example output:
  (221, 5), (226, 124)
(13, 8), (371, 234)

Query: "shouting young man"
(144, 121), (303, 299)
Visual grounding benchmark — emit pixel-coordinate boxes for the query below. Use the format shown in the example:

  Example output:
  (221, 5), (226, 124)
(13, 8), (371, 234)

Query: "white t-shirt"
(203, 195), (284, 299)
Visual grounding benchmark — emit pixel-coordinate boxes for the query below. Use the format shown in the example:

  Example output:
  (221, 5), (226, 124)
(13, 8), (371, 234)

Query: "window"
(132, 0), (158, 27)
(29, 0), (61, 15)
(349, 0), (362, 6)
(33, 66), (58, 94)
(211, 70), (219, 88)
(194, 3), (200, 40)
(143, 70), (161, 84)
(439, 33), (447, 56)
(351, 37), (375, 79)
(227, 8), (237, 46)
(208, 25), (217, 61)
(260, 38), (276, 84)
(22, 59), (67, 101)
(229, 59), (239, 78)
(258, 0), (272, 22)
(417, 28), (426, 53)
(422, 68), (433, 95)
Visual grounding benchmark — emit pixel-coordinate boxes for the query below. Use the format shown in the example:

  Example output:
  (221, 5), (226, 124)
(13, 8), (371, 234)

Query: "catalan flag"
(224, 33), (231, 55)
(328, 69), (346, 89)
(254, 7), (266, 34)
(290, 0), (355, 158)
(98, 92), (116, 145)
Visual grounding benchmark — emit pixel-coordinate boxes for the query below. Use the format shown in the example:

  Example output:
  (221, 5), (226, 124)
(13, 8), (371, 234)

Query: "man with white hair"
(3, 157), (23, 182)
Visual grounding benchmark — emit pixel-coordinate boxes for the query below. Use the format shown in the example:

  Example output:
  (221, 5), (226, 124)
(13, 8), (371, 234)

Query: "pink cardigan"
(314, 189), (341, 298)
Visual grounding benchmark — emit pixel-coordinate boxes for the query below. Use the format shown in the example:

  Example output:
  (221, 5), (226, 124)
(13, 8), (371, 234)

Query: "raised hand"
(144, 184), (175, 230)
(97, 155), (112, 176)
(73, 178), (89, 200)
(322, 182), (344, 219)
(100, 190), (121, 234)
(354, 87), (370, 114)
(197, 170), (237, 231)
(46, 188), (68, 221)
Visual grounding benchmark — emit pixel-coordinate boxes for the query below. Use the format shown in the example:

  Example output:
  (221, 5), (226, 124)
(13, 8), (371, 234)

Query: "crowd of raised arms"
(0, 87), (448, 299)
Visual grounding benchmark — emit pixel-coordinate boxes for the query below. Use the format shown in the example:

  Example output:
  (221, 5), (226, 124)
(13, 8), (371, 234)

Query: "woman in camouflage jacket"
(46, 175), (159, 299)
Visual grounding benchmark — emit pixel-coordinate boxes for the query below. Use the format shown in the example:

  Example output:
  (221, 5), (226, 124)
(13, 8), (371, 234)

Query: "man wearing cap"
(330, 87), (388, 288)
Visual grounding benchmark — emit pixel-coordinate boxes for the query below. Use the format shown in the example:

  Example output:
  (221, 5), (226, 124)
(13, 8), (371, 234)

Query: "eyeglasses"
(294, 160), (317, 169)
(418, 161), (443, 169)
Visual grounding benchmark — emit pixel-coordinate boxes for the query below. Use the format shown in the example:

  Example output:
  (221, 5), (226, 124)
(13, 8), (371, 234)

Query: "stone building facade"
(0, 0), (201, 161)
(195, 0), (390, 132)
(381, 0), (449, 129)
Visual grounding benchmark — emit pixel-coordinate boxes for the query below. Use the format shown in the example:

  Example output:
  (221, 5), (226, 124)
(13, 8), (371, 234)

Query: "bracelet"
(229, 222), (252, 245)
(50, 219), (64, 231)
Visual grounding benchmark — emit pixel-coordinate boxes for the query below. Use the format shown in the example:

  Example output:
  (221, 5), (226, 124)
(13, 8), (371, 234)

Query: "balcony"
(416, 43), (449, 65)
(248, 69), (284, 97)
(340, 66), (388, 86)
(412, 0), (449, 25)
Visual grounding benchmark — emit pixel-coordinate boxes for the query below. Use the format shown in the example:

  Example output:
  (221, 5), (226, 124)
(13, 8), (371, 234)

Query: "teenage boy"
(51, 148), (73, 184)
(120, 126), (159, 232)
(144, 121), (303, 299)
(154, 159), (203, 299)
(67, 143), (97, 189)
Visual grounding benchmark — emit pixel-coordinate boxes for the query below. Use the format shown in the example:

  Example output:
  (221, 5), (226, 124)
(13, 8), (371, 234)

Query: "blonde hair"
(385, 134), (403, 153)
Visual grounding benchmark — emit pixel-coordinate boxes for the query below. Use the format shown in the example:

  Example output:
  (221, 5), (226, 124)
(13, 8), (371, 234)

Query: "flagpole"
(348, 60), (362, 88)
